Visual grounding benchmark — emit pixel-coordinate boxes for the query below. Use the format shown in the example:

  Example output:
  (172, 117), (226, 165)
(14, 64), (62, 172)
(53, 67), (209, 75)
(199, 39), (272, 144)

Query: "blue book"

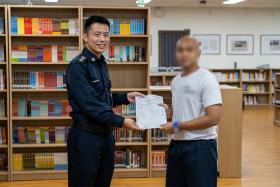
(31, 100), (40, 117)
(37, 47), (43, 62)
(13, 127), (19, 144)
(126, 46), (130, 61)
(11, 16), (18, 34)
(18, 99), (27, 117)
(116, 19), (120, 35)
(0, 17), (4, 34)
(54, 100), (62, 116)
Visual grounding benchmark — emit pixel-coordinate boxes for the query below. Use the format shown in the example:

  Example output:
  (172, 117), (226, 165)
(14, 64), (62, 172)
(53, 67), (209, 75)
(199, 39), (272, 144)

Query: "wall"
(150, 7), (280, 69)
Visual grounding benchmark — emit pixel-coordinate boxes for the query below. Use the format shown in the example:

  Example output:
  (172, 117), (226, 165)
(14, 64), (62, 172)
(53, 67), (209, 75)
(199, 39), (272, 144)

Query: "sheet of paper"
(136, 95), (167, 129)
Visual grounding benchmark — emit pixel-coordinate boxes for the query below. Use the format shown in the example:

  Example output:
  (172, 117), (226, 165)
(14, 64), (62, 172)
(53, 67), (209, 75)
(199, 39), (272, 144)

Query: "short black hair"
(84, 15), (110, 33)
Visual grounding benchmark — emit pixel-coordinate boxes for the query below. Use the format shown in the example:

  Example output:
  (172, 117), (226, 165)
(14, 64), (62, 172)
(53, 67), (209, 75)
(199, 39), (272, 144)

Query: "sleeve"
(112, 93), (130, 107)
(67, 63), (124, 127)
(201, 73), (222, 108)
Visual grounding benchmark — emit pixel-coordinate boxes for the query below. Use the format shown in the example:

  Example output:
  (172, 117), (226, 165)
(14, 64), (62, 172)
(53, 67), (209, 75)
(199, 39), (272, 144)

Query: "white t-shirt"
(171, 68), (222, 140)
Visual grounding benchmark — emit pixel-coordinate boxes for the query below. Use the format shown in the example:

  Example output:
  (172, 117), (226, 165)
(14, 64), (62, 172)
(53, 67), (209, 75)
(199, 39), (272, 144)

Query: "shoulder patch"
(78, 55), (87, 63)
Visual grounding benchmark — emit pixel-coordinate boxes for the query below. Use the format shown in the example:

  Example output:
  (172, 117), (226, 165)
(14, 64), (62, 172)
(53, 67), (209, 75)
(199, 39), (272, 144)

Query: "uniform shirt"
(171, 68), (222, 140)
(66, 47), (130, 128)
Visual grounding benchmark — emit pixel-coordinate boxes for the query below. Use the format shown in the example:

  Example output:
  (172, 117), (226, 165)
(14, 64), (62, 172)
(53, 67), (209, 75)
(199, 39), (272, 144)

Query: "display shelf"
(12, 144), (66, 148)
(11, 62), (70, 65)
(11, 89), (67, 92)
(11, 116), (72, 120)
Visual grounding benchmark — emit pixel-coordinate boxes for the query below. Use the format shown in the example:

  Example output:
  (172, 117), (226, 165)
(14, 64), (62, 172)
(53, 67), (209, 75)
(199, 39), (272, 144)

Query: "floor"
(0, 108), (280, 187)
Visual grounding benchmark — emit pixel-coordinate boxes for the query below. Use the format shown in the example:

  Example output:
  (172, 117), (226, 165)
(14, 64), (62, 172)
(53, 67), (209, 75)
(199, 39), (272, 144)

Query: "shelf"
(12, 89), (67, 92)
(116, 142), (147, 146)
(11, 62), (70, 65)
(0, 89), (7, 92)
(151, 168), (166, 172)
(12, 143), (66, 148)
(0, 171), (8, 176)
(245, 104), (271, 107)
(12, 116), (72, 120)
(110, 35), (148, 38)
(274, 104), (280, 109)
(150, 86), (171, 91)
(0, 144), (8, 148)
(11, 34), (79, 37)
(112, 88), (148, 92)
(0, 62), (6, 64)
(114, 168), (147, 172)
(0, 34), (6, 37)
(0, 117), (7, 120)
(243, 92), (270, 95)
(275, 89), (280, 92)
(274, 119), (280, 127)
(219, 81), (240, 83)
(108, 62), (148, 65)
(242, 80), (270, 83)
(12, 170), (67, 175)
(151, 142), (170, 146)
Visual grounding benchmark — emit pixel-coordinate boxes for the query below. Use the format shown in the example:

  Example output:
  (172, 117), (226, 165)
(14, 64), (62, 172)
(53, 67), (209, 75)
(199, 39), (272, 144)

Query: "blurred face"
(176, 38), (201, 69)
(83, 23), (110, 56)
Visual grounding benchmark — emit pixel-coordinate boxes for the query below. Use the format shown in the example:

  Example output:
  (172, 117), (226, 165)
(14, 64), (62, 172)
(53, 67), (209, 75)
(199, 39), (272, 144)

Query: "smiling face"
(83, 23), (110, 57)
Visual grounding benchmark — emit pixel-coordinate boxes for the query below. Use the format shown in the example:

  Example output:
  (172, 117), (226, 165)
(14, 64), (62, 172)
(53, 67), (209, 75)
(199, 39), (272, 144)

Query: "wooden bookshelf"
(151, 68), (278, 108)
(274, 73), (280, 126)
(8, 5), (81, 181)
(82, 6), (151, 178)
(0, 5), (9, 182)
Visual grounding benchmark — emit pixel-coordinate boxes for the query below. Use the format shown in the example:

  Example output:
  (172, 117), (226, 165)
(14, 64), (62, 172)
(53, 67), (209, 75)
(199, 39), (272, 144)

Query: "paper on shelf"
(136, 95), (167, 129)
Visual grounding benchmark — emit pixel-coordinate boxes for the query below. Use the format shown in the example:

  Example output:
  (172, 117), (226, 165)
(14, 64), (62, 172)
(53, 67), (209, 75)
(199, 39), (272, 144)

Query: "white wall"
(150, 7), (280, 69)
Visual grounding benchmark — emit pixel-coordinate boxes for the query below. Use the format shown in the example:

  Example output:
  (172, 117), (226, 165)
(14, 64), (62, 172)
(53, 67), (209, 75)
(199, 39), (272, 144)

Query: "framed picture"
(227, 35), (254, 55)
(261, 35), (280, 55)
(193, 34), (221, 55)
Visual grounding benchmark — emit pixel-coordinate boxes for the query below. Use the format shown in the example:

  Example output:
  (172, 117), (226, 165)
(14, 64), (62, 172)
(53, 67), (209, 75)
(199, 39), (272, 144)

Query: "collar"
(82, 47), (106, 63)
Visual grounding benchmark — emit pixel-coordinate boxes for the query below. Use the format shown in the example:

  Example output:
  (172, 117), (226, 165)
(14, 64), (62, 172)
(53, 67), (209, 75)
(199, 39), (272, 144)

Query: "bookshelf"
(0, 5), (8, 182)
(274, 73), (280, 126)
(151, 68), (278, 108)
(82, 6), (150, 178)
(8, 5), (81, 181)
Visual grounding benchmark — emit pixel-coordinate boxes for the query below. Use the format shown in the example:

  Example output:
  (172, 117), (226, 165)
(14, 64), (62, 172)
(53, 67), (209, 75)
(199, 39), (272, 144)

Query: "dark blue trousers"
(166, 139), (218, 187)
(67, 127), (115, 187)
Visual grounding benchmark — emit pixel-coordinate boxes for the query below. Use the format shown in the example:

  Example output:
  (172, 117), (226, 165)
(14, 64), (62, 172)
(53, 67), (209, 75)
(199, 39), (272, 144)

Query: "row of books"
(0, 44), (5, 62)
(242, 72), (268, 81)
(0, 126), (6, 144)
(113, 103), (136, 116)
(12, 45), (79, 62)
(103, 45), (145, 62)
(213, 72), (240, 82)
(84, 18), (145, 35)
(0, 99), (5, 117)
(13, 126), (69, 144)
(113, 128), (146, 142)
(0, 17), (4, 34)
(151, 150), (167, 169)
(12, 71), (66, 89)
(151, 80), (163, 86)
(151, 129), (170, 142)
(115, 149), (145, 168)
(0, 69), (5, 89)
(242, 84), (267, 93)
(11, 17), (79, 35)
(12, 98), (71, 117)
(0, 153), (7, 171)
(243, 95), (265, 106)
(13, 152), (67, 171)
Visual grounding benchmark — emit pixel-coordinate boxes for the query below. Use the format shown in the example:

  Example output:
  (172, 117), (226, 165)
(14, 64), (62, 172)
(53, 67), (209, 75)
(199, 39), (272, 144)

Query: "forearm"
(178, 115), (219, 131)
(112, 93), (130, 107)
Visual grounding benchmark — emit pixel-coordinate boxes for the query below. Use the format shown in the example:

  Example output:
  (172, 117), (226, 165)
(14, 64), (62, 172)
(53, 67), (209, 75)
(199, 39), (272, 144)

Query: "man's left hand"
(160, 122), (174, 134)
(127, 92), (145, 103)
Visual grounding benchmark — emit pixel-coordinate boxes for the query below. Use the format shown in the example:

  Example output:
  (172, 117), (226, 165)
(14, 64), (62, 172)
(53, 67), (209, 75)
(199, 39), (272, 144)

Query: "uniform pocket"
(89, 79), (104, 94)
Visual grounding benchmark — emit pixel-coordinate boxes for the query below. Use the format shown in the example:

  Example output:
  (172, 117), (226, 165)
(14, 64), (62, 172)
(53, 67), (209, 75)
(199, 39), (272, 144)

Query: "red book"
(43, 46), (52, 62)
(26, 18), (32, 35)
(12, 99), (18, 116)
(39, 18), (44, 34)
(18, 127), (26, 144)
(1, 127), (6, 144)
(24, 18), (28, 34)
(57, 46), (63, 62)
(61, 100), (72, 116)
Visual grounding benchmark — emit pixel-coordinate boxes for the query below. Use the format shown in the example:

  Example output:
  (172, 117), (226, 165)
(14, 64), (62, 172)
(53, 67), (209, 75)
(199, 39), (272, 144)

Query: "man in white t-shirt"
(160, 36), (222, 187)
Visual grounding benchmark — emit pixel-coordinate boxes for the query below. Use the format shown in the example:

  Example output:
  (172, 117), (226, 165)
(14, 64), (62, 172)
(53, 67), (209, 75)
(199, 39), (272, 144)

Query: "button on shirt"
(66, 47), (130, 128)
(171, 68), (222, 140)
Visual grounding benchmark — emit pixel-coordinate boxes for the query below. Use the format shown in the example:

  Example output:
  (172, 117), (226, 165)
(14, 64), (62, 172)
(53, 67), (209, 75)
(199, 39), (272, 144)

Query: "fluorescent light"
(45, 0), (58, 2)
(136, 0), (152, 4)
(223, 0), (246, 5)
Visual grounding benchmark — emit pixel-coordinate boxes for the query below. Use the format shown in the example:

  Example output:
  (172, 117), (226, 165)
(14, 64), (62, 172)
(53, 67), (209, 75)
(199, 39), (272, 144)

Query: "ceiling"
(1, 0), (280, 8)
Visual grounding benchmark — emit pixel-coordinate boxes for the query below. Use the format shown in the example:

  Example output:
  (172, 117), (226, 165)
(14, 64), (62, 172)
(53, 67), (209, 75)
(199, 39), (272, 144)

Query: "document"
(136, 95), (167, 129)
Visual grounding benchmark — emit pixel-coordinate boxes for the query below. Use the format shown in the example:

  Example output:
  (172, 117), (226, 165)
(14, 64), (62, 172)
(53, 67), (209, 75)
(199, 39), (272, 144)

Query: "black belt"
(72, 121), (113, 134)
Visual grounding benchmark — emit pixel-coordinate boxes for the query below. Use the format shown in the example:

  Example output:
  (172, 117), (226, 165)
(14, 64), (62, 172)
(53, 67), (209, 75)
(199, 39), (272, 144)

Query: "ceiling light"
(136, 0), (152, 7)
(45, 0), (58, 2)
(223, 0), (246, 5)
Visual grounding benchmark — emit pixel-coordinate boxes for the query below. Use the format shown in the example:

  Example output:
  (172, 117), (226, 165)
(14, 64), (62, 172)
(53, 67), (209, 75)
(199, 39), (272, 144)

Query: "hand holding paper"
(136, 95), (167, 129)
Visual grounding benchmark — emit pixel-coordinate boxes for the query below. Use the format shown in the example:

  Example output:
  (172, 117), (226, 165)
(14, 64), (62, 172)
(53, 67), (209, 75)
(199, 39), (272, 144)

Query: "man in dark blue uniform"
(66, 15), (144, 187)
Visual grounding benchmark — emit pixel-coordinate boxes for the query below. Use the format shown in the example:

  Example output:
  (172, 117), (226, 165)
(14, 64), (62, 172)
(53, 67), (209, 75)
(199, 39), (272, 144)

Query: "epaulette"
(78, 55), (87, 63)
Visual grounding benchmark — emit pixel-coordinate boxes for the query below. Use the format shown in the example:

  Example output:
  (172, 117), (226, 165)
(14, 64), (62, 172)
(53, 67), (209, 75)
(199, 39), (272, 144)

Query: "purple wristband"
(172, 121), (180, 129)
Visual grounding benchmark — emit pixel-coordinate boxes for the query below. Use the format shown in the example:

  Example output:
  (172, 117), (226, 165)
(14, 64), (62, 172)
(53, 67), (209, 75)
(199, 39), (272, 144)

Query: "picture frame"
(260, 35), (280, 55)
(193, 34), (221, 55)
(227, 34), (254, 55)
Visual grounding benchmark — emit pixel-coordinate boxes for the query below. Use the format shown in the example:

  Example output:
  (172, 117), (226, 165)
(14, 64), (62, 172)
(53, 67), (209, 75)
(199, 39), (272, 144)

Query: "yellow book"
(120, 19), (126, 35)
(17, 17), (24, 35)
(32, 18), (39, 34)
(13, 154), (23, 171)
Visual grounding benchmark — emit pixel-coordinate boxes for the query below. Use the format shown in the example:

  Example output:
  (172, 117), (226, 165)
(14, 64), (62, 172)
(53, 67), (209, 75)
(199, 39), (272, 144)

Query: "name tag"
(92, 80), (100, 83)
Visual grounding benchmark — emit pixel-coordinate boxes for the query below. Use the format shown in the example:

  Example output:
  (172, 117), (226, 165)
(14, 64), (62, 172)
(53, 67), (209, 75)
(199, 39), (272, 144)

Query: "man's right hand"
(123, 118), (143, 131)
